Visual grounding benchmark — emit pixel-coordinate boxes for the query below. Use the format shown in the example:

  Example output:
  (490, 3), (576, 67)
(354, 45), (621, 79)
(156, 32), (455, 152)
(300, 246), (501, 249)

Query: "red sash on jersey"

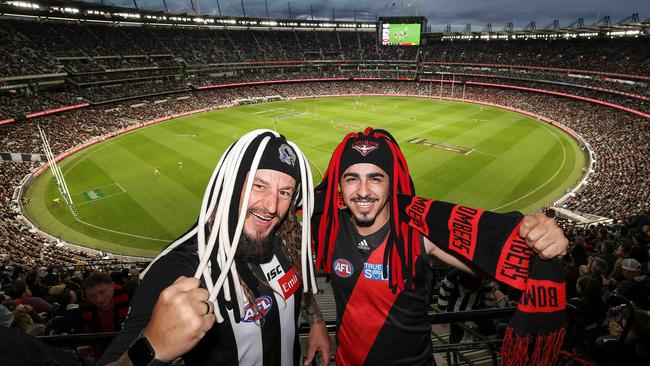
(336, 237), (397, 366)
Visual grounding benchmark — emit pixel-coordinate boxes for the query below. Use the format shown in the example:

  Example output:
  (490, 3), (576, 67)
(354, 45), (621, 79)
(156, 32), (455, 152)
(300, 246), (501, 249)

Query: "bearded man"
(101, 130), (330, 366)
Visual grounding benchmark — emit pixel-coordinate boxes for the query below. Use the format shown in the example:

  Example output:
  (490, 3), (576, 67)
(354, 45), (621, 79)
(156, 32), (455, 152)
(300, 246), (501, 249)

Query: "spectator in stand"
(613, 258), (650, 310)
(79, 271), (130, 361)
(609, 240), (633, 283)
(0, 304), (13, 327)
(5, 280), (53, 314)
(50, 286), (82, 334)
(41, 267), (60, 287)
(438, 269), (497, 343)
(596, 240), (616, 276)
(594, 306), (650, 365)
(568, 275), (606, 351)
(571, 236), (589, 268)
(81, 271), (129, 333)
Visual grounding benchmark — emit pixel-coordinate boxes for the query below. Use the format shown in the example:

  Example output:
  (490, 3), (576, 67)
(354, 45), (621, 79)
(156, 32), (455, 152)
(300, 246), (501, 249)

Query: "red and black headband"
(338, 133), (393, 179)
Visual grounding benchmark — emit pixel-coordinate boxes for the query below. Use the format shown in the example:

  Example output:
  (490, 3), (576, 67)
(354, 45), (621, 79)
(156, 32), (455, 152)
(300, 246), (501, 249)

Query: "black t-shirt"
(99, 234), (303, 366)
(330, 210), (434, 366)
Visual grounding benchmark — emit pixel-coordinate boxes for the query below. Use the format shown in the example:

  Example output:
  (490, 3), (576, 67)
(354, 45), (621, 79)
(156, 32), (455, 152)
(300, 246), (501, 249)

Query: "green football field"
(24, 96), (587, 257)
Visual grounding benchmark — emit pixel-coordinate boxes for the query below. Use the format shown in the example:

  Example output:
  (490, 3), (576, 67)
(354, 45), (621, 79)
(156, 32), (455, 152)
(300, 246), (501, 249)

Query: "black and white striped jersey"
(438, 269), (495, 313)
(99, 234), (303, 366)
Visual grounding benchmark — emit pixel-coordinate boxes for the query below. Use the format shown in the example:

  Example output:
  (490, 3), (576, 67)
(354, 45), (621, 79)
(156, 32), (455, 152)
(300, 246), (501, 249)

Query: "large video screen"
(381, 23), (421, 46)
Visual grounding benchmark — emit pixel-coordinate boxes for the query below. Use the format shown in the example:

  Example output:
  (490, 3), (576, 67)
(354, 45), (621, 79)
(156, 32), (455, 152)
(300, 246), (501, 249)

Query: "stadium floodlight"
(6, 1), (39, 9)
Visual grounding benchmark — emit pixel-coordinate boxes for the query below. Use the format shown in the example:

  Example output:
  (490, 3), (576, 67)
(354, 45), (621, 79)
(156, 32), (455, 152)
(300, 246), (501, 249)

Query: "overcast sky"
(97, 0), (650, 31)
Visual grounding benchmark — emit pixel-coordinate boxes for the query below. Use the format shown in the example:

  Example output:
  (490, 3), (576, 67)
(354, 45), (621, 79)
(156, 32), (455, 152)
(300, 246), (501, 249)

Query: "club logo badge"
(278, 144), (296, 166)
(351, 140), (379, 156)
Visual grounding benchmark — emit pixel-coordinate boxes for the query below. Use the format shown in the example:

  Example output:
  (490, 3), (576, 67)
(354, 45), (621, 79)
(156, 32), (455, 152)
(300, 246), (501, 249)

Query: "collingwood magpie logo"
(357, 239), (370, 252)
(278, 144), (296, 167)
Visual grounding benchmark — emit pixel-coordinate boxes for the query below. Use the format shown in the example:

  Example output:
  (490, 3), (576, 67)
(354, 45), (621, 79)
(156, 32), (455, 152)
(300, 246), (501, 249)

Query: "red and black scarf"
(398, 195), (566, 366)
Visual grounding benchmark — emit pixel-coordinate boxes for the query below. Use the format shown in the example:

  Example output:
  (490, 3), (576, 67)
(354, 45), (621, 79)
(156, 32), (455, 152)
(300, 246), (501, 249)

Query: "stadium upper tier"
(0, 17), (648, 79)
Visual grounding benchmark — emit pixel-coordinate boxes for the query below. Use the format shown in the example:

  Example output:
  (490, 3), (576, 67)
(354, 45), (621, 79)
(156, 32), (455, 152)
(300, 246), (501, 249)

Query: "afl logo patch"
(242, 295), (273, 323)
(333, 259), (354, 278)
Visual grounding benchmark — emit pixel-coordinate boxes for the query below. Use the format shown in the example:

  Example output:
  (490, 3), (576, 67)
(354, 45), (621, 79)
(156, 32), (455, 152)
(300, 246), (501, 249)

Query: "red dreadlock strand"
(316, 131), (358, 273)
(375, 129), (421, 290)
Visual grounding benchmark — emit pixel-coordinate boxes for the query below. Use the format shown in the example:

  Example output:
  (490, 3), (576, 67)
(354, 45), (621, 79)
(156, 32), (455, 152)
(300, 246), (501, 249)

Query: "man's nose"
(262, 192), (279, 215)
(358, 179), (370, 197)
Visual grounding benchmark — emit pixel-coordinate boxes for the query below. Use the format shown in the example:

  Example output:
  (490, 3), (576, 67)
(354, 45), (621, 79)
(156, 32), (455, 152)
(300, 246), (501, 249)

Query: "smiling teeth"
(252, 213), (272, 221)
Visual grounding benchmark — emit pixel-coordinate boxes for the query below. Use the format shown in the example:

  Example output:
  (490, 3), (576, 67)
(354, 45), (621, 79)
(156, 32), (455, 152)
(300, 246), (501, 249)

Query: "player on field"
(312, 128), (568, 366)
(153, 167), (160, 176)
(101, 130), (329, 366)
(178, 161), (184, 173)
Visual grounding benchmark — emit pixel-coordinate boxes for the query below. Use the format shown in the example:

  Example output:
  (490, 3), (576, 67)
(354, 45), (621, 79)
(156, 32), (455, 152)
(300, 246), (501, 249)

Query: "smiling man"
(314, 128), (569, 366)
(101, 130), (329, 366)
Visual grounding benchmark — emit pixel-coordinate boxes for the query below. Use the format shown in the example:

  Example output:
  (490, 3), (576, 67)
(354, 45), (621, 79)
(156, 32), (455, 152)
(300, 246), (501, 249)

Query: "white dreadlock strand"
(196, 131), (269, 322)
(140, 129), (317, 324)
(288, 141), (318, 294)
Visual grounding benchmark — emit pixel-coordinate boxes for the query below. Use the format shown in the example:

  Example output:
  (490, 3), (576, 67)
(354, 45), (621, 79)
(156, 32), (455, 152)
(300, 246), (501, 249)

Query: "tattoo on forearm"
(301, 294), (324, 325)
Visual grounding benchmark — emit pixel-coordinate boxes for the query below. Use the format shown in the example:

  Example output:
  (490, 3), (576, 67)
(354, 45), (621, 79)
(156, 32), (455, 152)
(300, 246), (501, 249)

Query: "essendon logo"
(278, 268), (301, 299)
(333, 258), (354, 278)
(495, 225), (533, 290)
(448, 205), (483, 261)
(405, 197), (433, 236)
(518, 279), (566, 313)
(351, 140), (379, 156)
(242, 295), (273, 323)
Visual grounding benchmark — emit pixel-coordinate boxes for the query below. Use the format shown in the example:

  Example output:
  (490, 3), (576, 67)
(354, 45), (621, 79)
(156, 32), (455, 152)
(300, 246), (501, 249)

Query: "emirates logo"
(351, 140), (379, 156)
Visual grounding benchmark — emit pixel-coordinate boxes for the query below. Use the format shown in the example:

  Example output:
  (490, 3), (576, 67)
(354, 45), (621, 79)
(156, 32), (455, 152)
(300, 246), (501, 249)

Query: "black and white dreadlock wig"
(314, 127), (417, 292)
(141, 129), (317, 323)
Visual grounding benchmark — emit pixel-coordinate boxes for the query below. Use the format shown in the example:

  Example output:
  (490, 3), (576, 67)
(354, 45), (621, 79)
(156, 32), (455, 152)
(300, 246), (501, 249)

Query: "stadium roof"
(1, 0), (648, 39)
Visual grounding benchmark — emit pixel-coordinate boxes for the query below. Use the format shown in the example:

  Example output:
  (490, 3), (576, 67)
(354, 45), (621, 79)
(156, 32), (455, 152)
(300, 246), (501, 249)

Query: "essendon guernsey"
(331, 210), (434, 366)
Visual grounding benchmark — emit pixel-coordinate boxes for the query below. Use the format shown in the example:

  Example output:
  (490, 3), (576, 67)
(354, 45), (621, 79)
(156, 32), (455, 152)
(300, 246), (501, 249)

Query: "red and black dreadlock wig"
(313, 127), (419, 291)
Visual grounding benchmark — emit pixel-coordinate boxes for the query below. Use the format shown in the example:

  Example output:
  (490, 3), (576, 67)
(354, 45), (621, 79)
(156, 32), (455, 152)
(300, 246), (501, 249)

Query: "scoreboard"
(378, 17), (427, 46)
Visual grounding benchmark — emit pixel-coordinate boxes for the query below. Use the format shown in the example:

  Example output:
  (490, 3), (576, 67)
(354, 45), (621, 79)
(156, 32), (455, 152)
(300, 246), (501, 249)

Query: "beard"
(349, 195), (383, 228)
(235, 230), (276, 265)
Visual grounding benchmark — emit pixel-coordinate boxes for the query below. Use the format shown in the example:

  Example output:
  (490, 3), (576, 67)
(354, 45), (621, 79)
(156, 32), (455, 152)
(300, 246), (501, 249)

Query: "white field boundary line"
(74, 216), (172, 242)
(69, 180), (119, 194)
(489, 122), (567, 212)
